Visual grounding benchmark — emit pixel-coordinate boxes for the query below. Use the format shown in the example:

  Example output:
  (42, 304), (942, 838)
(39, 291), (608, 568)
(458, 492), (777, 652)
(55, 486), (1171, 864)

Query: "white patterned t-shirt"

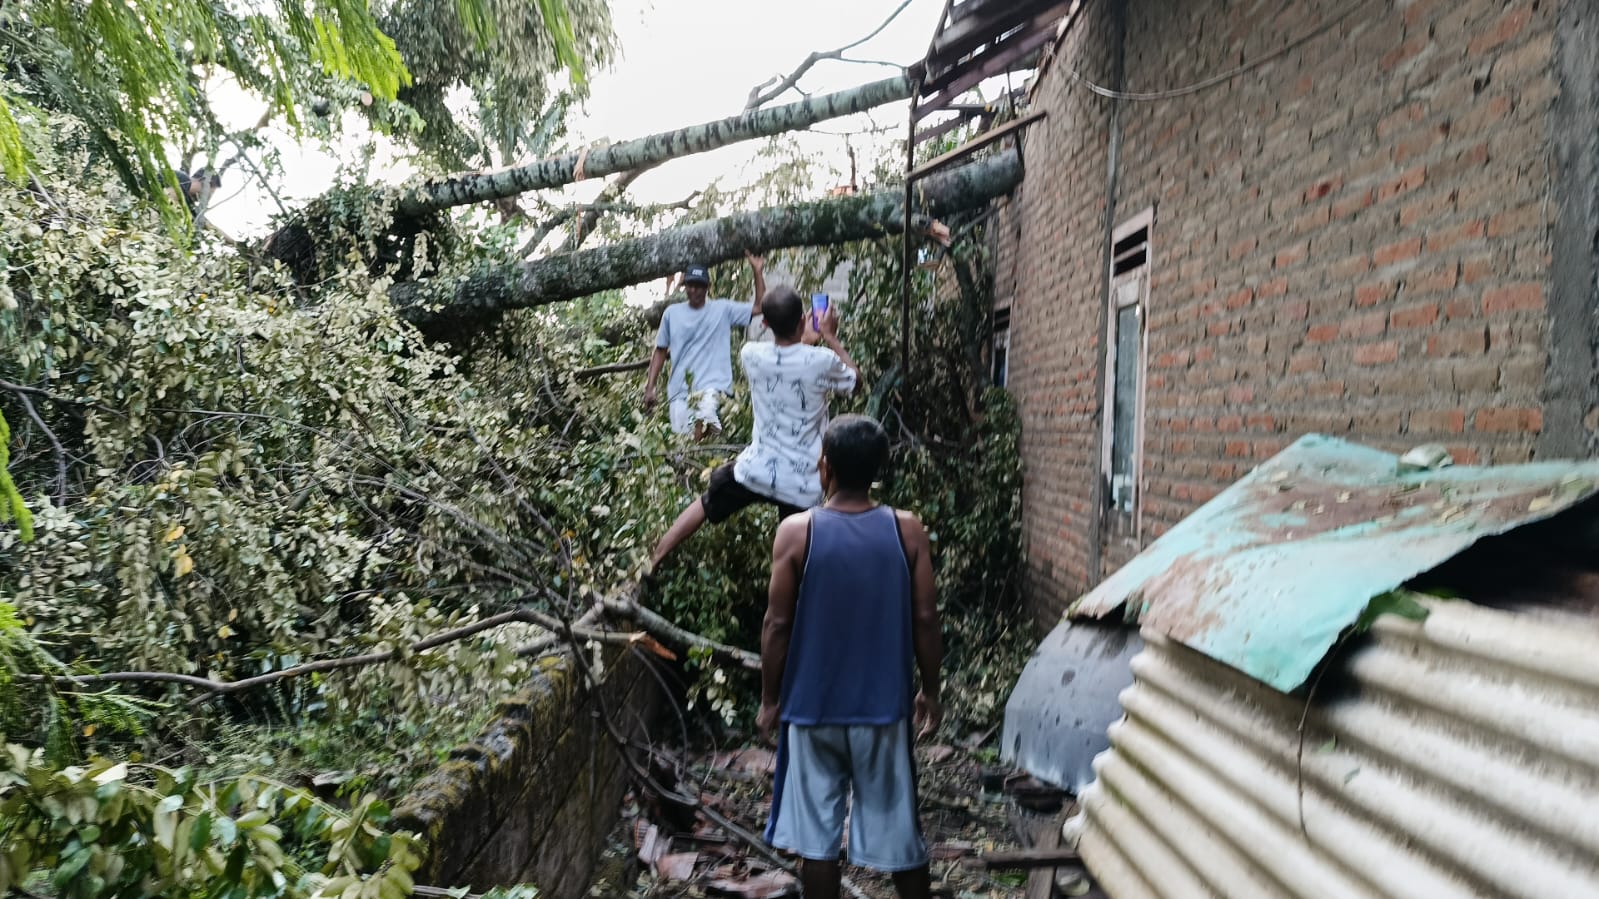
(732, 342), (857, 508)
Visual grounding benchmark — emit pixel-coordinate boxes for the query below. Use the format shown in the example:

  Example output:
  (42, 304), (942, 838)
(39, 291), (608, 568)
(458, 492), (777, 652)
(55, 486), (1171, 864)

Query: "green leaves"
(0, 747), (422, 898)
(0, 410), (32, 543)
(1354, 590), (1433, 633)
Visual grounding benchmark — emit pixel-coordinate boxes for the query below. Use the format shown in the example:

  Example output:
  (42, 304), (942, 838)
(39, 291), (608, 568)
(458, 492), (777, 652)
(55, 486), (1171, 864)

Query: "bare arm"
(747, 251), (766, 317)
(817, 306), (861, 390)
(898, 510), (942, 736)
(642, 346), (669, 409)
(758, 513), (808, 738)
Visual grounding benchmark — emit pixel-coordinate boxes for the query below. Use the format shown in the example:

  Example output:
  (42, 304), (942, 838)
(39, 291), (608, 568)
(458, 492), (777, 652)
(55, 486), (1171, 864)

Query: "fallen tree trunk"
(391, 149), (1022, 334)
(395, 75), (913, 218)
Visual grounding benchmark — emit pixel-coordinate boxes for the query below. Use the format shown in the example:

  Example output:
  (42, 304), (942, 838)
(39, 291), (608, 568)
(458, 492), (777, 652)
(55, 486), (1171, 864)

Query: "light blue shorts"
(765, 721), (929, 872)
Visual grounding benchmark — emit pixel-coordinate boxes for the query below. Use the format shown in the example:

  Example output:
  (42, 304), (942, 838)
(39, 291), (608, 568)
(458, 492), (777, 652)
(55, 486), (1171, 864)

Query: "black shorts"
(701, 461), (805, 524)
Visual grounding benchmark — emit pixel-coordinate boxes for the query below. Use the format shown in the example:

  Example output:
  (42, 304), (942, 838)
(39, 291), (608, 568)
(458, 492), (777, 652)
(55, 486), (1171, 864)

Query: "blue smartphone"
(810, 293), (829, 330)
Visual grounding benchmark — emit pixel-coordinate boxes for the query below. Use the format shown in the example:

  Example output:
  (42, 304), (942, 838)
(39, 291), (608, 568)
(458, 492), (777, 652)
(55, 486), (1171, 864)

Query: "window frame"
(1101, 207), (1153, 532)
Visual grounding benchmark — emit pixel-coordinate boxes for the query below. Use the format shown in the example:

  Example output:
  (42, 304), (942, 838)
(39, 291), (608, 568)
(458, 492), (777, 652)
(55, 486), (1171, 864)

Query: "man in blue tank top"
(758, 414), (942, 899)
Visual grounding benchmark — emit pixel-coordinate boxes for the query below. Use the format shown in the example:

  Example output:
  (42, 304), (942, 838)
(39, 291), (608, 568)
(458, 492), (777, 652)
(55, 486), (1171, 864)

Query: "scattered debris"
(594, 739), (1076, 897)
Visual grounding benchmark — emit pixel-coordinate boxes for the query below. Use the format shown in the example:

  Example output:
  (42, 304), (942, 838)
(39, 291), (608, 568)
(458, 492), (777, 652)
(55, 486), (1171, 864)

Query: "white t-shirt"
(733, 342), (858, 508)
(655, 299), (753, 400)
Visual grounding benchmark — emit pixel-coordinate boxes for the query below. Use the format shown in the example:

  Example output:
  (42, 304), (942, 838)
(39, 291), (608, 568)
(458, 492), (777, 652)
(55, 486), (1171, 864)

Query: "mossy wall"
(393, 647), (664, 897)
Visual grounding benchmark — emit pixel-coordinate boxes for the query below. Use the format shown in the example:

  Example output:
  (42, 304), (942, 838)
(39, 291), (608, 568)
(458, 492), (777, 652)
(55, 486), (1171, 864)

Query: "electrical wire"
(1062, 0), (1374, 102)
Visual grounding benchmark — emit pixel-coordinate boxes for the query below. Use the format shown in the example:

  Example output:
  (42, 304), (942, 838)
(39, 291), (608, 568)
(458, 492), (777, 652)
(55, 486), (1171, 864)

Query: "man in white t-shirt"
(643, 254), (766, 439)
(650, 286), (860, 569)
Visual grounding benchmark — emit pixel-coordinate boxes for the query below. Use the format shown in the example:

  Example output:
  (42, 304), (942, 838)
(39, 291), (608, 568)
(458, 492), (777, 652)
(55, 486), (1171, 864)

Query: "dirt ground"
(588, 738), (1087, 899)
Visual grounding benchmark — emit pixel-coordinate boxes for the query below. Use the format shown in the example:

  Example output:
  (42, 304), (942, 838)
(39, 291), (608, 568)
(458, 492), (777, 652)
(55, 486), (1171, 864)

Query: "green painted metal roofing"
(1069, 434), (1599, 692)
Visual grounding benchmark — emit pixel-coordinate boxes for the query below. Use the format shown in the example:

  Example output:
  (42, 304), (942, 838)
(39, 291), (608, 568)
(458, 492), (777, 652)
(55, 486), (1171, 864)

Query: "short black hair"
(823, 414), (888, 491)
(763, 286), (804, 340)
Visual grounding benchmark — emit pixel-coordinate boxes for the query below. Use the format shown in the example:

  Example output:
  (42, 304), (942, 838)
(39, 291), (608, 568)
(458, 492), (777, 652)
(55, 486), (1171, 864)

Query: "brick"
(1224, 440), (1252, 458)
(1468, 6), (1532, 57)
(1483, 283), (1544, 315)
(1354, 341), (1400, 366)
(1390, 302), (1439, 329)
(1377, 165), (1426, 202)
(1376, 102), (1426, 140)
(1409, 408), (1466, 433)
(1287, 351), (1324, 374)
(1341, 311), (1389, 339)
(1452, 359), (1502, 393)
(1424, 219), (1485, 253)
(1374, 237), (1423, 267)
(1487, 202), (1542, 237)
(1329, 252), (1372, 282)
(1306, 323), (1339, 343)
(1331, 188), (1376, 220)
(1354, 281), (1396, 307)
(1274, 244), (1308, 269)
(1444, 297), (1477, 320)
(1474, 406), (1543, 433)
(1257, 278), (1289, 299)
(1229, 236), (1257, 260)
(1408, 266), (1459, 294)
(1224, 287), (1254, 309)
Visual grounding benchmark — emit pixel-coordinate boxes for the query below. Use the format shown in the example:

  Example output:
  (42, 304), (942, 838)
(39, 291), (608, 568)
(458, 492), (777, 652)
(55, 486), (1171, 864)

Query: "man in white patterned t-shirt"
(650, 286), (859, 569)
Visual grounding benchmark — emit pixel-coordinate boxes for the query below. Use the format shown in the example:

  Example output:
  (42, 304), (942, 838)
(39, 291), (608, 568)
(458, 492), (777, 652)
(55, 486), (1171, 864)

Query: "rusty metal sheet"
(1070, 434), (1599, 692)
(1002, 617), (1142, 793)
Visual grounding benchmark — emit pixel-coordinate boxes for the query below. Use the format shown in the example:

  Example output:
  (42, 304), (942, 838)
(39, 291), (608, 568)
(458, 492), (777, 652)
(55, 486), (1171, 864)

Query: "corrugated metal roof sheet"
(1070, 434), (1599, 691)
(1073, 598), (1599, 898)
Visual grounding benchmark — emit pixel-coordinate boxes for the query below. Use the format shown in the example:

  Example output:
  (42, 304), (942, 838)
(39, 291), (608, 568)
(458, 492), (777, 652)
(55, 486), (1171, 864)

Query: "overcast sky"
(205, 0), (948, 237)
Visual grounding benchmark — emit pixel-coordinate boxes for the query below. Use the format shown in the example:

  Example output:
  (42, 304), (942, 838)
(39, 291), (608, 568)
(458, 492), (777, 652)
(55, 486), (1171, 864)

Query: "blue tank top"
(779, 505), (915, 725)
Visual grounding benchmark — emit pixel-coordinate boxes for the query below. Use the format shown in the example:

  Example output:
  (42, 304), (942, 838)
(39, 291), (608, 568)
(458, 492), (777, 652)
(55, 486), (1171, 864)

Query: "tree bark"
(396, 75), (913, 218)
(391, 150), (1022, 335)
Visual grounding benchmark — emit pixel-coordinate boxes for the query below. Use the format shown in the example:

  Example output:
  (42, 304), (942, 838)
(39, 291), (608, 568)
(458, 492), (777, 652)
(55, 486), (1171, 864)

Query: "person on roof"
(643, 253), (765, 440)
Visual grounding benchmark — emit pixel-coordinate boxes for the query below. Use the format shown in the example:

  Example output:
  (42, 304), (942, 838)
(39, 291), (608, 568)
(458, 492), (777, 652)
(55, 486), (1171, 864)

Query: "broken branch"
(745, 0), (918, 110)
(398, 76), (913, 219)
(391, 150), (1022, 335)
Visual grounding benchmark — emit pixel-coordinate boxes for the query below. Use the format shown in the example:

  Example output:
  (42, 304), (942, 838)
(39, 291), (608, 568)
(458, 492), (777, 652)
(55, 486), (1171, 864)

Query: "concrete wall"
(997, 0), (1597, 624)
(393, 647), (664, 898)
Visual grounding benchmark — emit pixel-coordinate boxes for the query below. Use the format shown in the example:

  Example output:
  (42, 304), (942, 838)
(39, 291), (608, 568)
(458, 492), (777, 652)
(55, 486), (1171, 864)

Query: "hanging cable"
(1063, 0), (1374, 102)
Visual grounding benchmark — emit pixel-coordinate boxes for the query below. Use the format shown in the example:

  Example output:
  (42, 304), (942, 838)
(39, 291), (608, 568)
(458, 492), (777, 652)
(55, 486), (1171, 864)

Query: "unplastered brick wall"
(999, 0), (1570, 623)
(393, 647), (664, 898)
(994, 0), (1122, 624)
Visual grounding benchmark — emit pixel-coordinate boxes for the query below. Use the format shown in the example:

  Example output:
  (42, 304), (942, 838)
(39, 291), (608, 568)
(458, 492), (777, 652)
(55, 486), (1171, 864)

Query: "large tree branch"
(396, 75), (914, 219)
(391, 150), (1022, 334)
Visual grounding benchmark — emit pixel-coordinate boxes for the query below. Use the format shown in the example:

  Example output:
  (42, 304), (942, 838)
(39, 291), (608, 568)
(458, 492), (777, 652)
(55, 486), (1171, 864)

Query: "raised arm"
(816, 306), (861, 392)
(897, 510), (942, 739)
(758, 512), (808, 741)
(747, 251), (766, 317)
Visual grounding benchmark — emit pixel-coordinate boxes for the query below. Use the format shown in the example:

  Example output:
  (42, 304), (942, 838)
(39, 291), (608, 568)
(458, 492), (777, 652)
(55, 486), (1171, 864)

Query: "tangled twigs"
(17, 593), (753, 700)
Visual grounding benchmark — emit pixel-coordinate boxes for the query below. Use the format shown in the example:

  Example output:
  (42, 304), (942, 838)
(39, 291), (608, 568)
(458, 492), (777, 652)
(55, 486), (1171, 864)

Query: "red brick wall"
(999, 0), (1567, 624)
(995, 0), (1122, 625)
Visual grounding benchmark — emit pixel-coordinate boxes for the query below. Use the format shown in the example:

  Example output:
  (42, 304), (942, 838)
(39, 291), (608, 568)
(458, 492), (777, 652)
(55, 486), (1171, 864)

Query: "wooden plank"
(907, 110), (1045, 183)
(928, 0), (1066, 72)
(963, 846), (1081, 871)
(915, 28), (1058, 119)
(923, 4), (1070, 95)
(1024, 814), (1063, 899)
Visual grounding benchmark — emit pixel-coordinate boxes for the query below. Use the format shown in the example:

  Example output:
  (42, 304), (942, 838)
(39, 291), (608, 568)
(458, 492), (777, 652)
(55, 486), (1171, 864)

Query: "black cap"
(683, 265), (710, 286)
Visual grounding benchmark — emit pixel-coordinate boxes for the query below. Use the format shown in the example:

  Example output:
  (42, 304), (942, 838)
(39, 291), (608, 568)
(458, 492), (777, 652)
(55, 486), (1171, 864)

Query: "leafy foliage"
(0, 0), (598, 225)
(0, 65), (1028, 897)
(379, 0), (615, 167)
(0, 746), (420, 898)
(0, 410), (32, 541)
